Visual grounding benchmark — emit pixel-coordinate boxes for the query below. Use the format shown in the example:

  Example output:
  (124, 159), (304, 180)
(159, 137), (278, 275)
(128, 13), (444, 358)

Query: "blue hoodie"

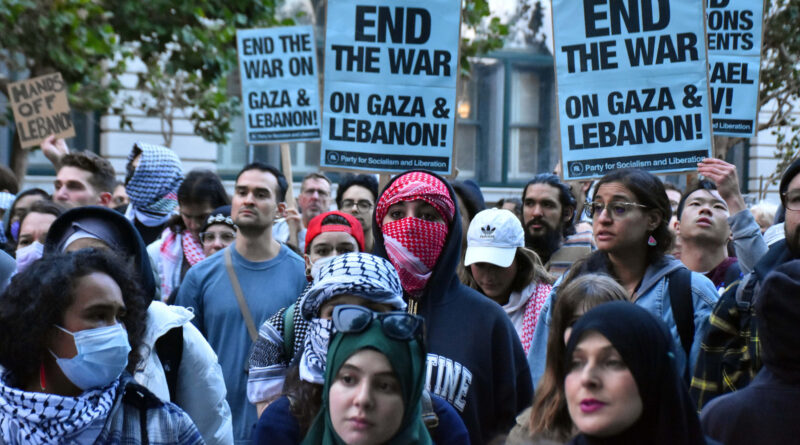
(373, 170), (533, 445)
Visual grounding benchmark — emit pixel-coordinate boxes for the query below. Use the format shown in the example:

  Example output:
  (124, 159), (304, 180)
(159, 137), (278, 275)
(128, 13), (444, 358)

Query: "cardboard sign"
(707, 0), (764, 136)
(553, 0), (713, 180)
(237, 26), (321, 143)
(8, 73), (75, 149)
(320, 0), (460, 174)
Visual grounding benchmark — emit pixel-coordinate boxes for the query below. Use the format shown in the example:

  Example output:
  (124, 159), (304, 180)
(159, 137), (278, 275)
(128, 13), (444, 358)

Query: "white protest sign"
(707, 0), (764, 137)
(321, 0), (460, 174)
(237, 26), (320, 144)
(553, 0), (713, 180)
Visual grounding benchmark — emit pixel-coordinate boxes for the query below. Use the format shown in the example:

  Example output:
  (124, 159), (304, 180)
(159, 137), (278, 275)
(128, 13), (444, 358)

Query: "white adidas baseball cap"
(464, 208), (524, 268)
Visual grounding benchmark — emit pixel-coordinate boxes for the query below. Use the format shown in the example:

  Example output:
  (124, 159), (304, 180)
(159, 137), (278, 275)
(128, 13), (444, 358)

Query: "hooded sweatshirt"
(373, 170), (533, 445)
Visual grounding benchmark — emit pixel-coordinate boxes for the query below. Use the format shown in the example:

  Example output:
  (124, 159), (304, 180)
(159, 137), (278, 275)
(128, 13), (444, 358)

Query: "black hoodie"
(373, 170), (533, 444)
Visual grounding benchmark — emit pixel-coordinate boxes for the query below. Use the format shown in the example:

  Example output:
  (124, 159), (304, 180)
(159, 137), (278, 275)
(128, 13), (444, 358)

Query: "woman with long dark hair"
(528, 169), (719, 385)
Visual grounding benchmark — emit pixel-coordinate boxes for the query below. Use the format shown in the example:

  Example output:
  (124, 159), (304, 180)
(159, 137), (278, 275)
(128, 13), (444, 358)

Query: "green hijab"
(301, 320), (432, 445)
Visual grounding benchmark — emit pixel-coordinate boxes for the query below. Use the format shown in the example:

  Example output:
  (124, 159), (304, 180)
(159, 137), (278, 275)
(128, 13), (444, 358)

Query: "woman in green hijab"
(302, 305), (432, 445)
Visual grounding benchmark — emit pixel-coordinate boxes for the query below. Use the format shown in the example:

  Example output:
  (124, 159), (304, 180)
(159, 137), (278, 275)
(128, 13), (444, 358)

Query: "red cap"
(304, 211), (365, 253)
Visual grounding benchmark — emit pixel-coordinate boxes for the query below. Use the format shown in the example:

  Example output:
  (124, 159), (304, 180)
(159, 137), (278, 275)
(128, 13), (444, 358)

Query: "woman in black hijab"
(562, 301), (708, 445)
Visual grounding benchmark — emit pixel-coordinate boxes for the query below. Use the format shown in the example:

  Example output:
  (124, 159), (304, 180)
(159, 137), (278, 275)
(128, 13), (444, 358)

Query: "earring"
(39, 362), (47, 391)
(647, 235), (657, 246)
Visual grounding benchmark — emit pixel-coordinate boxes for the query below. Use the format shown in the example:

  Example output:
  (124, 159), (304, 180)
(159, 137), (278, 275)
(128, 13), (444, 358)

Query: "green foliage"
(0, 0), (126, 123)
(758, 0), (800, 190)
(460, 0), (509, 76)
(2, 0), (508, 149)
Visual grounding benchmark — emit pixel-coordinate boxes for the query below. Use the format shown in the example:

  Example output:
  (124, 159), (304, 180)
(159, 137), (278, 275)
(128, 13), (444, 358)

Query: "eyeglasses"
(199, 231), (236, 244)
(783, 191), (800, 211)
(341, 199), (374, 212)
(332, 305), (424, 343)
(584, 201), (649, 219)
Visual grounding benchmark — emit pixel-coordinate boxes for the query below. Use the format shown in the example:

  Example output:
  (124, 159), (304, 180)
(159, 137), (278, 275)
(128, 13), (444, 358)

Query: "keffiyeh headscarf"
(125, 142), (183, 226)
(299, 252), (406, 320)
(297, 252), (406, 384)
(0, 373), (119, 444)
(375, 172), (455, 298)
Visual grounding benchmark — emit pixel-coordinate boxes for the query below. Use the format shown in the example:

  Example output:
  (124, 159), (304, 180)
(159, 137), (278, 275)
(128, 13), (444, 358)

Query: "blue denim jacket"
(526, 256), (719, 388)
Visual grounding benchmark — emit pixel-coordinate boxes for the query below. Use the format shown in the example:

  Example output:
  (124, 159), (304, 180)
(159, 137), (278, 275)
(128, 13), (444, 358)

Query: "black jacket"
(373, 170), (533, 445)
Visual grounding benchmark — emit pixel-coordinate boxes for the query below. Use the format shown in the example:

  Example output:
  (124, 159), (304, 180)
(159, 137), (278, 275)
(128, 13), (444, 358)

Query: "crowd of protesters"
(0, 132), (798, 445)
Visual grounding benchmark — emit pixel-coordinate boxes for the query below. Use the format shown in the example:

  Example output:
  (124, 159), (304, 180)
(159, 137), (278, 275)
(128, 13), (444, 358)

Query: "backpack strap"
(282, 303), (296, 362)
(154, 326), (184, 402)
(668, 267), (694, 360)
(420, 390), (439, 431)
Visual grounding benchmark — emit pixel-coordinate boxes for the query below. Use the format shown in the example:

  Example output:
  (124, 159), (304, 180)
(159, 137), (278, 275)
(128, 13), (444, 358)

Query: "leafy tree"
(752, 0), (800, 198)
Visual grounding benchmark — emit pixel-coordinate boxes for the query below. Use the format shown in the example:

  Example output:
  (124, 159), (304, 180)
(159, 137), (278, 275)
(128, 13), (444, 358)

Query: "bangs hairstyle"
(593, 168), (673, 259)
(0, 249), (148, 388)
(528, 271), (628, 441)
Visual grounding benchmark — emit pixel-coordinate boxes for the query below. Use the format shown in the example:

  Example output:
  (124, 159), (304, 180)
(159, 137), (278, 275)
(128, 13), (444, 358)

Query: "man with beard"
(521, 173), (593, 278)
(691, 157), (800, 411)
(176, 162), (307, 444)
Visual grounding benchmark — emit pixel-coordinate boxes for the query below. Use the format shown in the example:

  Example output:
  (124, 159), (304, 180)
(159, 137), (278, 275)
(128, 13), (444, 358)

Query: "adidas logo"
(480, 225), (495, 238)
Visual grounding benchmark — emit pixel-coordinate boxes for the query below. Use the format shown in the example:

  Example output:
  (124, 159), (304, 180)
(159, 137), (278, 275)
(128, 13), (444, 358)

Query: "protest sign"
(553, 0), (713, 180)
(707, 0), (764, 137)
(8, 73), (75, 149)
(237, 26), (321, 143)
(320, 0), (460, 174)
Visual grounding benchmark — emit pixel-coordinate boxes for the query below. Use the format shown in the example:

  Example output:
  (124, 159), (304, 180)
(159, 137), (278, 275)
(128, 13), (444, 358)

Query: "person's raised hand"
(697, 157), (746, 214)
(40, 135), (69, 166)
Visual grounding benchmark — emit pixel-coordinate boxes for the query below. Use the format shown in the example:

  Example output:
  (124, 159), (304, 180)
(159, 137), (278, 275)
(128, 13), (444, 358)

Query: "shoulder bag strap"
(669, 267), (694, 360)
(282, 303), (296, 361)
(225, 248), (259, 342)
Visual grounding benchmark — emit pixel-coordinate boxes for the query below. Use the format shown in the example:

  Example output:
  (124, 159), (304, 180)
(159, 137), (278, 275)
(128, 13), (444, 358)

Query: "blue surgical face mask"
(51, 323), (131, 390)
(15, 241), (44, 274)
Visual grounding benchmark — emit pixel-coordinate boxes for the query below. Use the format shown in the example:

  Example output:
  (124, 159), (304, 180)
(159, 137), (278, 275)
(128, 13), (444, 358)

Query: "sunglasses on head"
(332, 305), (425, 343)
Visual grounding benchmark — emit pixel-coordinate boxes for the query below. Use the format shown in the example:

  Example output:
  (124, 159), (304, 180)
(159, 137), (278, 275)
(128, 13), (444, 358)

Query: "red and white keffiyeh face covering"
(376, 172), (455, 299)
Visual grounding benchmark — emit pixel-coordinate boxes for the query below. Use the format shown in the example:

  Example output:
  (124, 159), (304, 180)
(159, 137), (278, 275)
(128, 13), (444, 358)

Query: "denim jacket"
(526, 255), (719, 388)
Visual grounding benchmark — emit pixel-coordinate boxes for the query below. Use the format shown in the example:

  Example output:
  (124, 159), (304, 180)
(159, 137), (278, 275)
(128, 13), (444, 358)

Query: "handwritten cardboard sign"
(8, 73), (75, 149)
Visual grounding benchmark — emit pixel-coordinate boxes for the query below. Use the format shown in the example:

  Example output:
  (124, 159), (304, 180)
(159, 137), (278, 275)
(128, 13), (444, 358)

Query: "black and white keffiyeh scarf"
(0, 373), (119, 444)
(299, 252), (407, 320)
(125, 142), (183, 225)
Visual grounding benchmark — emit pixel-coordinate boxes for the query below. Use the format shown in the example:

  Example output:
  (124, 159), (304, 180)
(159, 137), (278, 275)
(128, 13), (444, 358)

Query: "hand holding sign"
(41, 135), (70, 166)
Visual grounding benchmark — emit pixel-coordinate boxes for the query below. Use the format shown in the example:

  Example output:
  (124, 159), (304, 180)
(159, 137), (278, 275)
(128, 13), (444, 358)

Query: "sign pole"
(281, 143), (295, 209)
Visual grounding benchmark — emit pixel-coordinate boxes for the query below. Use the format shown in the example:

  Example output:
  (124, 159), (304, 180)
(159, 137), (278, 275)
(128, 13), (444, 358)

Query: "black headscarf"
(755, 260), (800, 383)
(43, 206), (157, 300)
(565, 302), (706, 445)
